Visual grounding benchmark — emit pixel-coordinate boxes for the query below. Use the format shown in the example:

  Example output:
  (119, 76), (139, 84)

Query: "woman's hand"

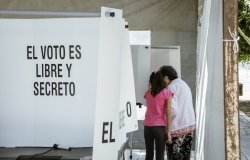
(166, 132), (172, 144)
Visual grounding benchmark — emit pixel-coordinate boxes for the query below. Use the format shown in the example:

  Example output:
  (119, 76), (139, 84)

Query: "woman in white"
(159, 65), (196, 160)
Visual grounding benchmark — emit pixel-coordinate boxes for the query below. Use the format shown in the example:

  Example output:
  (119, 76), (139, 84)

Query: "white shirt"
(167, 78), (196, 136)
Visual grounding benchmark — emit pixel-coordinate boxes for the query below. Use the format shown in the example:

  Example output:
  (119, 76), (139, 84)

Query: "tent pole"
(0, 9), (101, 17)
(223, 0), (241, 159)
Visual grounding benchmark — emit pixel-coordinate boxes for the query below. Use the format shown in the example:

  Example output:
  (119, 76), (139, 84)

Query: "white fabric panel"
(0, 18), (100, 147)
(195, 0), (211, 158)
(195, 0), (225, 159)
(131, 45), (151, 106)
(92, 7), (124, 160)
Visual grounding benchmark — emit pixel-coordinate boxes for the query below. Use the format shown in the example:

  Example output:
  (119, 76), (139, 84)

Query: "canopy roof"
(0, 0), (197, 31)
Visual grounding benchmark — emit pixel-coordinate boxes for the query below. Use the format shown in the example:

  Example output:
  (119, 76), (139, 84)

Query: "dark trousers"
(144, 126), (166, 160)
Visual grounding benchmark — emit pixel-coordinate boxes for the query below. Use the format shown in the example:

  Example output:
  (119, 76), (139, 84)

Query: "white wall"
(150, 47), (181, 77)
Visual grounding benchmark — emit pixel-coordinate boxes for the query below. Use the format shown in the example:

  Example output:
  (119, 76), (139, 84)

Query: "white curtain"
(195, 0), (225, 159)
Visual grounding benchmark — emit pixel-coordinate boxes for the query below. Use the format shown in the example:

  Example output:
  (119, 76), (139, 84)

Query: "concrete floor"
(125, 150), (195, 160)
(128, 111), (250, 160)
(240, 111), (250, 160)
(0, 111), (249, 160)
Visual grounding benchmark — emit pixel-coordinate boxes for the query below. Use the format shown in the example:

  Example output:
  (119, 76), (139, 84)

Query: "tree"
(238, 0), (250, 63)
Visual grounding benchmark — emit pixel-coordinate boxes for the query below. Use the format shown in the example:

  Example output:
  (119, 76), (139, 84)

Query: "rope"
(223, 27), (240, 53)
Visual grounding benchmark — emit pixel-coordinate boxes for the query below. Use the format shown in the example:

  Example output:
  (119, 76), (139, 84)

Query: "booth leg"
(129, 132), (133, 159)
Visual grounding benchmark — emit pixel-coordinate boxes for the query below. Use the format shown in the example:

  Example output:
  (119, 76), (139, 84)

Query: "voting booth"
(0, 7), (138, 160)
(131, 45), (151, 106)
(131, 45), (181, 107)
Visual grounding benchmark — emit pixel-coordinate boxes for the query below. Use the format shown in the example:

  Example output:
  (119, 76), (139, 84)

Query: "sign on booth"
(0, 7), (138, 160)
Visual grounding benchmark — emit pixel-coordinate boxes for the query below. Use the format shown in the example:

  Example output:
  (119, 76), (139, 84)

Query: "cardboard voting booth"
(131, 45), (182, 107)
(0, 7), (137, 160)
(131, 45), (151, 106)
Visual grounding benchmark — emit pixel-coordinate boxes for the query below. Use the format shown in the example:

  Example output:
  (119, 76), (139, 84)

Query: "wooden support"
(223, 0), (241, 159)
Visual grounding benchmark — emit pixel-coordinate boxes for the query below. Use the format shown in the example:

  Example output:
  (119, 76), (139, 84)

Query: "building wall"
(151, 30), (197, 100)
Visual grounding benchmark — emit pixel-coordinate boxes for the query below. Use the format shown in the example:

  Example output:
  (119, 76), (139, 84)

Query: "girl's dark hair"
(149, 71), (155, 86)
(159, 65), (178, 80)
(151, 71), (165, 97)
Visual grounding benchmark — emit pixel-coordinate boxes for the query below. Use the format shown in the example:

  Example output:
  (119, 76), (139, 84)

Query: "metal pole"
(150, 46), (179, 50)
(130, 132), (133, 159)
(0, 9), (101, 17)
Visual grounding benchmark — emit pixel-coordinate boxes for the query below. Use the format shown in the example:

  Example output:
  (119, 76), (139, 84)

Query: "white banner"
(0, 18), (100, 147)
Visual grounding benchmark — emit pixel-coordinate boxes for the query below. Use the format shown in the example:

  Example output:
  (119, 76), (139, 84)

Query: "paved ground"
(129, 105), (250, 160)
(240, 111), (250, 160)
(125, 150), (195, 160)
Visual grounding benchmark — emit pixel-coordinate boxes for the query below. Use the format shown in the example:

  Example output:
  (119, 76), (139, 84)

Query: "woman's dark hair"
(149, 71), (155, 86)
(159, 65), (178, 80)
(151, 71), (165, 97)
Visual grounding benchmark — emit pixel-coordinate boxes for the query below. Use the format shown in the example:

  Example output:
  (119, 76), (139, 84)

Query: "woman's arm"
(166, 96), (172, 144)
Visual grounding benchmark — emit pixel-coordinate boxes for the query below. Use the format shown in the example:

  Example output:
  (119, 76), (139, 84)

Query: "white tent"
(0, 0), (241, 159)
